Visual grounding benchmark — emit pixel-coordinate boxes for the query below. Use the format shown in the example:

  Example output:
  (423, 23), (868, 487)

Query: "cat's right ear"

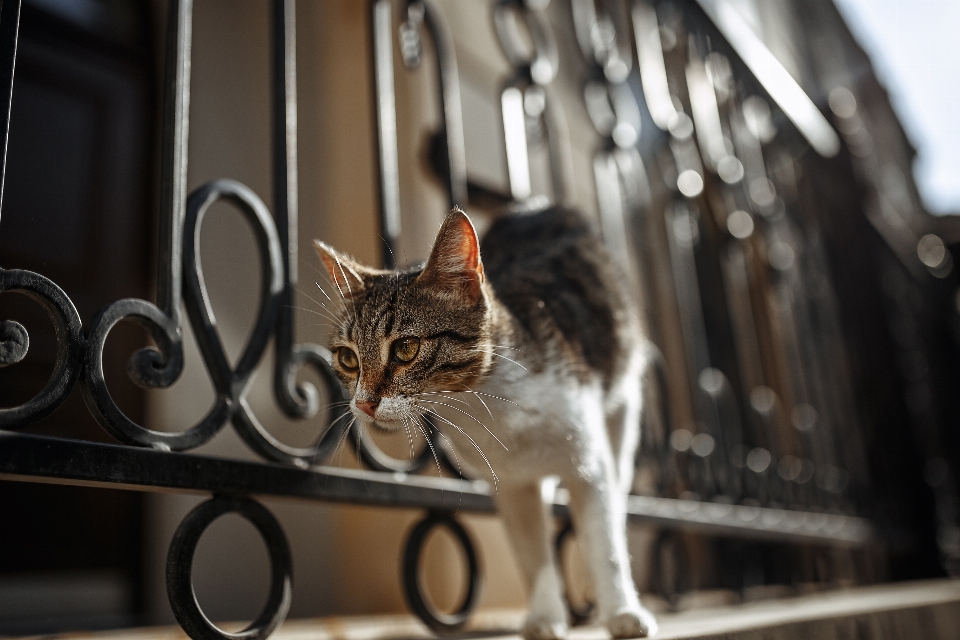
(313, 240), (369, 297)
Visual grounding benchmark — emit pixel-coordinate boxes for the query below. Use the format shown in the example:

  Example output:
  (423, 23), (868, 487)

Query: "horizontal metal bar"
(625, 495), (871, 546)
(0, 430), (495, 512)
(0, 431), (871, 545)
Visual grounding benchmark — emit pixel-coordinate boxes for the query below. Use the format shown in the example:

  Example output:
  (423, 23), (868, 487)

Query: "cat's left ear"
(418, 207), (485, 304)
(313, 240), (376, 297)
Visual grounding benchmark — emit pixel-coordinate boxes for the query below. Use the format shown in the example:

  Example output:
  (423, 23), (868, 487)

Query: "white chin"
(371, 417), (404, 432)
(355, 412), (403, 432)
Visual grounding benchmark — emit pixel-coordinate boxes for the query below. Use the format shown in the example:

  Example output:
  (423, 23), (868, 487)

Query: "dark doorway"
(0, 0), (155, 633)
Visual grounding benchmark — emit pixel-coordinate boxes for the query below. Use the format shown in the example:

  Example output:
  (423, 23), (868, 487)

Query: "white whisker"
(402, 417), (415, 461)
(354, 415), (363, 469)
(329, 262), (347, 301)
(421, 392), (473, 408)
(303, 322), (339, 331)
(470, 390), (517, 404)
(463, 386), (494, 420)
(314, 281), (348, 314)
(286, 303), (341, 325)
(418, 399), (507, 451)
(484, 344), (522, 351)
(295, 286), (345, 317)
(334, 256), (360, 320)
(331, 415), (356, 464)
(311, 406), (355, 446)
(412, 415), (443, 478)
(315, 280), (334, 301)
(417, 416), (465, 509)
(473, 349), (528, 370)
(417, 405), (499, 489)
(433, 427), (463, 480)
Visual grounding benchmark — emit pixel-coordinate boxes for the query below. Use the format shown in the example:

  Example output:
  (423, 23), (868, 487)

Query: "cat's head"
(313, 209), (492, 432)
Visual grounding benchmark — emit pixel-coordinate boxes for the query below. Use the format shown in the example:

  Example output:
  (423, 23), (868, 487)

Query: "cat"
(313, 205), (658, 639)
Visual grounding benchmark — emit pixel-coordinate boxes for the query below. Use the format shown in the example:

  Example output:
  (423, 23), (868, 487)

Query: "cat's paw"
(607, 605), (658, 638)
(522, 617), (569, 640)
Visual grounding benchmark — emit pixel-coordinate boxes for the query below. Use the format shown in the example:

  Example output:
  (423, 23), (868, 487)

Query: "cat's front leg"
(496, 483), (569, 640)
(566, 467), (658, 638)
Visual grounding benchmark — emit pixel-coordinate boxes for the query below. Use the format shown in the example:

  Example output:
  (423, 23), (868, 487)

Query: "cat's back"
(480, 206), (636, 385)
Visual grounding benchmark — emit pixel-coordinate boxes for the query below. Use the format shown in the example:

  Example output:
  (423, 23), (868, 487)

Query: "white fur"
(434, 346), (656, 639)
(346, 330), (657, 640)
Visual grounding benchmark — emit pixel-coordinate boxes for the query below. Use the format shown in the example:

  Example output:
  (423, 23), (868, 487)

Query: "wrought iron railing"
(0, 0), (884, 637)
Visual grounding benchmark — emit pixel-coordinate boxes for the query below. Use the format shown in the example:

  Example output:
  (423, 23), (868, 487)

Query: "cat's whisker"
(284, 303), (337, 319)
(314, 280), (334, 302)
(430, 391), (490, 421)
(328, 261), (348, 301)
(303, 258), (343, 295)
(303, 259), (341, 305)
(353, 414), (364, 469)
(313, 407), (355, 442)
(417, 399), (507, 451)
(433, 427), (463, 480)
(309, 399), (355, 421)
(483, 344), (522, 352)
(416, 405), (499, 489)
(463, 386), (495, 421)
(293, 285), (343, 316)
(420, 392), (473, 409)
(292, 295), (346, 329)
(286, 304), (341, 326)
(379, 234), (397, 265)
(377, 237), (401, 301)
(314, 280), (349, 314)
(309, 297), (346, 320)
(328, 407), (356, 431)
(465, 387), (519, 405)
(333, 256), (361, 319)
(304, 322), (339, 331)
(330, 415), (357, 465)
(412, 415), (443, 478)
(417, 416), (465, 509)
(304, 404), (356, 448)
(402, 417), (415, 461)
(421, 391), (484, 418)
(472, 349), (528, 371)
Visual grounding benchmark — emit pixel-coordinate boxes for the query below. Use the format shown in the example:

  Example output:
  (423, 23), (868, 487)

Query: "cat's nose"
(356, 400), (379, 417)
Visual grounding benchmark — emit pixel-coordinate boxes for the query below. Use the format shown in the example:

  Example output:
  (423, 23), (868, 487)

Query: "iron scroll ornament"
(77, 179), (351, 465)
(0, 268), (83, 428)
(181, 179), (349, 466)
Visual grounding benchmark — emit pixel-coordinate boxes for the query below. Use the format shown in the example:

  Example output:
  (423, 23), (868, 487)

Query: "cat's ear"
(418, 207), (485, 303)
(313, 240), (372, 296)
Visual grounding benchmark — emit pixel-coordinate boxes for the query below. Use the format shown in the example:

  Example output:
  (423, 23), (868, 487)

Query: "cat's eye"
(337, 347), (359, 371)
(392, 337), (420, 363)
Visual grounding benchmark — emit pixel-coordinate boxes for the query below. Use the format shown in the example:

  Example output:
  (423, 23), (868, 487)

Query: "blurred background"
(1, 0), (959, 635)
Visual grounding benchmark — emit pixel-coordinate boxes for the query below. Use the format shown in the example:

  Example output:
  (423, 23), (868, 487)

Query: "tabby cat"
(314, 205), (658, 639)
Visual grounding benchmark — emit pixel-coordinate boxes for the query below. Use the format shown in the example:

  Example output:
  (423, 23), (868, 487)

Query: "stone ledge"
(10, 579), (960, 640)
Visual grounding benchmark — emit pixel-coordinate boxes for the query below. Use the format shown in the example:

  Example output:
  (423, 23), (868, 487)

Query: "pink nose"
(356, 401), (378, 417)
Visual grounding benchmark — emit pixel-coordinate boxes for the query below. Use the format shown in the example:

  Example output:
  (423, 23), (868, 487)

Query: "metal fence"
(0, 0), (884, 637)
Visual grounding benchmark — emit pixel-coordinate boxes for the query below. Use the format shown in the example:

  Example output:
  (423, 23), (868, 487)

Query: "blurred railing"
(0, 0), (885, 637)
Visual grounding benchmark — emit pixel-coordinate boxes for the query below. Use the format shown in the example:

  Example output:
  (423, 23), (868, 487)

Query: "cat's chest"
(438, 364), (607, 483)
